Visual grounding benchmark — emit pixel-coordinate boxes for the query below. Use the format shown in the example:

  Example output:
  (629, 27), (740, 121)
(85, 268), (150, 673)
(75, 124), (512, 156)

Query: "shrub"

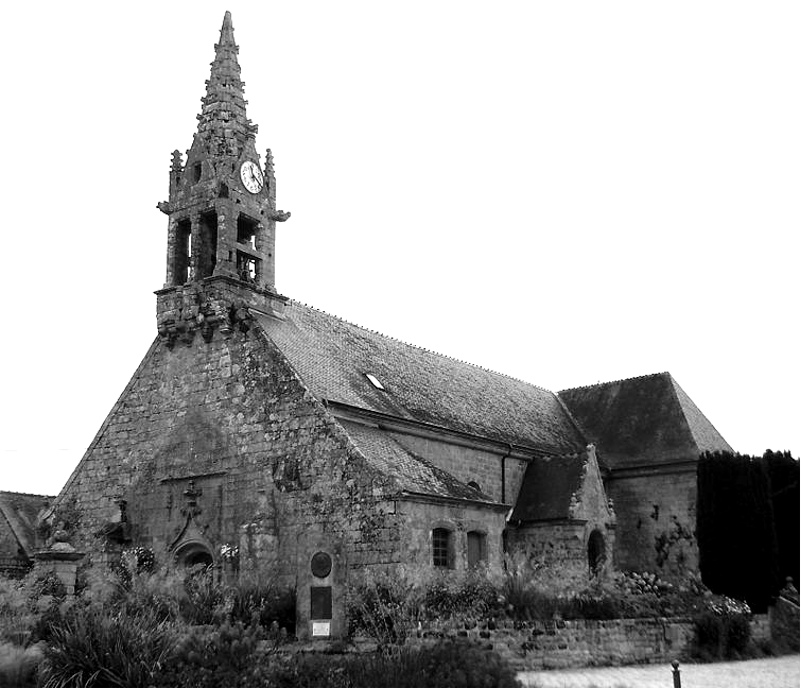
(263, 640), (522, 688)
(378, 639), (521, 688)
(39, 605), (176, 688)
(0, 642), (44, 688)
(347, 568), (421, 644)
(421, 569), (499, 624)
(227, 571), (296, 633)
(559, 593), (621, 620)
(690, 595), (752, 661)
(0, 579), (34, 645)
(153, 621), (276, 688)
(178, 564), (226, 624)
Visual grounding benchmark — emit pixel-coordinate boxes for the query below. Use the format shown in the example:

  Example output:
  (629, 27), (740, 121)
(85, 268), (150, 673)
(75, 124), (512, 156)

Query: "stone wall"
(387, 430), (529, 505)
(398, 499), (506, 572)
(508, 522), (588, 578)
(404, 614), (771, 671)
(606, 466), (697, 576)
(47, 320), (409, 637)
(769, 586), (800, 650)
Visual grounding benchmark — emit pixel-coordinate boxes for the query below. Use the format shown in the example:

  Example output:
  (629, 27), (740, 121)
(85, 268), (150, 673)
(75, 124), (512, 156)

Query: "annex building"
(23, 13), (733, 638)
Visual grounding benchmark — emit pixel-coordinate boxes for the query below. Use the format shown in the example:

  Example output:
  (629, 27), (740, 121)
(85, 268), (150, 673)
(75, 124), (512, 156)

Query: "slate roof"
(337, 420), (493, 503)
(0, 491), (52, 558)
(558, 373), (733, 469)
(255, 303), (585, 454)
(510, 453), (587, 522)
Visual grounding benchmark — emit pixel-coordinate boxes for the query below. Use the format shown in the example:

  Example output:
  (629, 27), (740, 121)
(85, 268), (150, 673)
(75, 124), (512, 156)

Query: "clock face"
(240, 160), (264, 193)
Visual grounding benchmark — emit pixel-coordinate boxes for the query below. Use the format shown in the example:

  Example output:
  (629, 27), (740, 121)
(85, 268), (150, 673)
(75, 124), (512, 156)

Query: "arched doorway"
(174, 541), (214, 570)
(587, 529), (606, 576)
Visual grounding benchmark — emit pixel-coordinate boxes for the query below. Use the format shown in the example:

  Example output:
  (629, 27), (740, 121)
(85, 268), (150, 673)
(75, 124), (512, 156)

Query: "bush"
(228, 571), (296, 633)
(422, 570), (499, 623)
(264, 640), (521, 688)
(690, 595), (752, 661)
(39, 605), (176, 688)
(179, 565), (226, 625)
(153, 621), (279, 688)
(347, 569), (420, 644)
(0, 579), (34, 645)
(0, 642), (44, 688)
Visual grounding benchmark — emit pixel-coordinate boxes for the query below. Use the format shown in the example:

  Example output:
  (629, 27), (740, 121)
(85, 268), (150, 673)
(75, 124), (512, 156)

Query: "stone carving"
(181, 480), (203, 519)
(268, 209), (291, 222)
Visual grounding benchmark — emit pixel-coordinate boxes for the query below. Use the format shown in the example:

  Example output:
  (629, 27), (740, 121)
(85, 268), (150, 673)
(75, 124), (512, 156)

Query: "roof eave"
(399, 490), (511, 512)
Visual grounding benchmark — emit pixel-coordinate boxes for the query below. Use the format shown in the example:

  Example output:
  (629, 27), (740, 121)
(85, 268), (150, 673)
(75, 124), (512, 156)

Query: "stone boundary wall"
(401, 614), (771, 671)
(769, 595), (799, 649)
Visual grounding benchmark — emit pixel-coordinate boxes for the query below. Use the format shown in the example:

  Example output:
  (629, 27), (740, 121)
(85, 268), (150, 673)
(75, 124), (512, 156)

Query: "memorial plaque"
(312, 621), (331, 637)
(310, 585), (332, 620)
(310, 551), (332, 578)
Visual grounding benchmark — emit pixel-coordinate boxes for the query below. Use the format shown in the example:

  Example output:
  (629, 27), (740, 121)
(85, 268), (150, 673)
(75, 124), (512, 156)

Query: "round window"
(310, 551), (332, 578)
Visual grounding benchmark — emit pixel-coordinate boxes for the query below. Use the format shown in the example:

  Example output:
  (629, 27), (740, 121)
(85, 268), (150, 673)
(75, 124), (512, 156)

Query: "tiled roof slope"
(255, 304), (585, 454)
(338, 420), (491, 502)
(558, 373), (732, 469)
(510, 453), (586, 522)
(0, 491), (52, 557)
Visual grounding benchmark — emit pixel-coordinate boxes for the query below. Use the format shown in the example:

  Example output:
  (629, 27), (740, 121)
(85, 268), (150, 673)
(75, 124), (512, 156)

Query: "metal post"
(671, 660), (681, 688)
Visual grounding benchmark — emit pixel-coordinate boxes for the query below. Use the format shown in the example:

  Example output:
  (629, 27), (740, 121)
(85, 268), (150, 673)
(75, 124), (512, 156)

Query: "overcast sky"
(1, 2), (798, 495)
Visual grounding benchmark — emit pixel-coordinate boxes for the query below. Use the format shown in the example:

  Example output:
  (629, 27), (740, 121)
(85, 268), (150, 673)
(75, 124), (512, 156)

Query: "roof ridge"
(290, 300), (556, 392)
(559, 371), (671, 394)
(0, 491), (54, 499)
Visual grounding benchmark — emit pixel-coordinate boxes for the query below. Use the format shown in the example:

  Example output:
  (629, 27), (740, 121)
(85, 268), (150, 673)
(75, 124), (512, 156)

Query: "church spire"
(197, 11), (257, 160)
(156, 12), (290, 347)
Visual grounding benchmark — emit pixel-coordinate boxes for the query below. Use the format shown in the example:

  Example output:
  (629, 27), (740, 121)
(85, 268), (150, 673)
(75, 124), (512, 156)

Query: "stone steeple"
(197, 11), (256, 163)
(155, 12), (290, 347)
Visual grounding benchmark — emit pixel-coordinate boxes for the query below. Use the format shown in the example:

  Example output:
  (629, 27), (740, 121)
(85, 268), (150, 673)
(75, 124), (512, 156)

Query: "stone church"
(36, 13), (732, 638)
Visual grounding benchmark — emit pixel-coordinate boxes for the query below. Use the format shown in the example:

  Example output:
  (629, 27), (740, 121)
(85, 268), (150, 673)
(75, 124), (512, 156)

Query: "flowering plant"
(706, 595), (751, 616)
(616, 570), (674, 596)
(220, 544), (239, 563)
(122, 546), (155, 573)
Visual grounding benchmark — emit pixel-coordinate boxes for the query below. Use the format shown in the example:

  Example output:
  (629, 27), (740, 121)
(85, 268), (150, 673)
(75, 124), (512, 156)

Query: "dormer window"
(365, 373), (385, 390)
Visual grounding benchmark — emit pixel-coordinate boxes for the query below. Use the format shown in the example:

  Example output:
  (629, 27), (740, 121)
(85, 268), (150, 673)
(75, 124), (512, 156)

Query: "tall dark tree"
(697, 451), (782, 612)
(763, 450), (800, 587)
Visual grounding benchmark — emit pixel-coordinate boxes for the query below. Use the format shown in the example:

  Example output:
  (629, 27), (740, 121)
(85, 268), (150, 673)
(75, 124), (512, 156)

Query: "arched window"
(587, 529), (606, 576)
(432, 528), (453, 568)
(467, 531), (487, 568)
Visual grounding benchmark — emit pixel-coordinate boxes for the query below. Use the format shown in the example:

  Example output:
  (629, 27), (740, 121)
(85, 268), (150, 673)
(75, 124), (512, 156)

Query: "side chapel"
(42, 13), (732, 638)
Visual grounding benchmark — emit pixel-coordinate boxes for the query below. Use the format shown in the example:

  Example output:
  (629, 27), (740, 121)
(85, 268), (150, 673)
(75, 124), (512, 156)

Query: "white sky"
(1, 2), (798, 495)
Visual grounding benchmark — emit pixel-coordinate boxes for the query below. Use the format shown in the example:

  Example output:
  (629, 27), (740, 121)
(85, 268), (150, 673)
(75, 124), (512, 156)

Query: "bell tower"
(155, 12), (290, 346)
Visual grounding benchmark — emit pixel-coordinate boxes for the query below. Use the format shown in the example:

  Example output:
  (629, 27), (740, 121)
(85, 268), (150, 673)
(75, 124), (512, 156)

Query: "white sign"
(312, 621), (331, 637)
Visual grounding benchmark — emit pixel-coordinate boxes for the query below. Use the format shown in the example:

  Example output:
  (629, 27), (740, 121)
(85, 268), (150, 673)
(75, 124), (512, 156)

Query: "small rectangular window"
(467, 531), (487, 569)
(432, 528), (452, 568)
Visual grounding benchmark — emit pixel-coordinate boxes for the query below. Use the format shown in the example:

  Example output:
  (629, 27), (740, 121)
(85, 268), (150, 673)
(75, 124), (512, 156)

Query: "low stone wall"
(770, 596), (800, 650)
(404, 613), (771, 671)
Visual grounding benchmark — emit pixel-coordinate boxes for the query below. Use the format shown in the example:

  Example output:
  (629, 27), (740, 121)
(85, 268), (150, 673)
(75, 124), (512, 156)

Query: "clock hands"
(241, 161), (263, 192)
